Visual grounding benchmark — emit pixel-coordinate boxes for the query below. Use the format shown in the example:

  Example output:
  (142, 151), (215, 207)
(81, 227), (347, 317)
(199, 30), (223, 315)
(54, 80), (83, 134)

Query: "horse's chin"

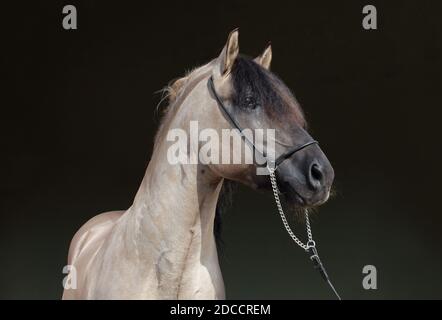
(246, 172), (330, 208)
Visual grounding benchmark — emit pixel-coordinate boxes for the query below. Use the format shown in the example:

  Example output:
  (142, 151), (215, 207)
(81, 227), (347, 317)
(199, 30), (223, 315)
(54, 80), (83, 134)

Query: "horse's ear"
(254, 43), (272, 70)
(218, 28), (239, 76)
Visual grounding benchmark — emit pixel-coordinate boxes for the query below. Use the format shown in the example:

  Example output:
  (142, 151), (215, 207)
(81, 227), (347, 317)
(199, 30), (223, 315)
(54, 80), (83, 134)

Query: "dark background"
(1, 0), (441, 299)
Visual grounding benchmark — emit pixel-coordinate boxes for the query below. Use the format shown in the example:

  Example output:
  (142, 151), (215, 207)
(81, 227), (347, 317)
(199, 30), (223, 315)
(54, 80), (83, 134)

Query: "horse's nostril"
(308, 163), (324, 190)
(311, 164), (323, 181)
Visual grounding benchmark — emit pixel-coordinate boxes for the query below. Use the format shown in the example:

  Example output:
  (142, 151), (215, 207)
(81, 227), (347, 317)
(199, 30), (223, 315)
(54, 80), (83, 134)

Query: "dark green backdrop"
(1, 0), (441, 299)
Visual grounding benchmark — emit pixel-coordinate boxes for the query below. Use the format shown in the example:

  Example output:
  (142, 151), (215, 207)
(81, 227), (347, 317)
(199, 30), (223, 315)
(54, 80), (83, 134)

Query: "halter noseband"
(208, 76), (318, 169)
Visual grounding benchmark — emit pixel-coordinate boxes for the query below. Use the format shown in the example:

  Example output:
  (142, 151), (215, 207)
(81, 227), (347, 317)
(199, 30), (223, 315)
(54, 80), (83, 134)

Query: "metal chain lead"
(268, 165), (342, 300)
(306, 211), (314, 245)
(268, 166), (314, 251)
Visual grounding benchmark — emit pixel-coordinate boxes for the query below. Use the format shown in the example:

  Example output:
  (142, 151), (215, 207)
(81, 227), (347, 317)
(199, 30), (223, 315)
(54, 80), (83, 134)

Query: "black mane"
(230, 55), (292, 114)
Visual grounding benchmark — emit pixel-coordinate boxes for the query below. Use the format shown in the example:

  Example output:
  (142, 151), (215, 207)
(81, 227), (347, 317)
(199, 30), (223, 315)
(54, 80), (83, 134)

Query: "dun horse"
(62, 30), (334, 299)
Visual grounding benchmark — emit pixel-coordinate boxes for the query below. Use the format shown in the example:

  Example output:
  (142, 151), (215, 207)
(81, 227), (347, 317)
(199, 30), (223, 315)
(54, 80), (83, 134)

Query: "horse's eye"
(244, 96), (258, 109)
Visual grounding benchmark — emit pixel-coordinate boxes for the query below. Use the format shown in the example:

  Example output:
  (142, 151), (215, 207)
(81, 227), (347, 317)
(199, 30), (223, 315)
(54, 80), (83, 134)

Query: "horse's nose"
(307, 161), (325, 190)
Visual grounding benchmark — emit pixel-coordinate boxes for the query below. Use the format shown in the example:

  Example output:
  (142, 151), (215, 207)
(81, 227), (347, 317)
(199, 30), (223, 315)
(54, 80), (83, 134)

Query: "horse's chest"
(177, 239), (225, 299)
(178, 263), (225, 299)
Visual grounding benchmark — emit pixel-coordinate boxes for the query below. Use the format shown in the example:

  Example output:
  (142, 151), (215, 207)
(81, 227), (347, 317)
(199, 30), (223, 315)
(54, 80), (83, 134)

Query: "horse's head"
(205, 30), (334, 208)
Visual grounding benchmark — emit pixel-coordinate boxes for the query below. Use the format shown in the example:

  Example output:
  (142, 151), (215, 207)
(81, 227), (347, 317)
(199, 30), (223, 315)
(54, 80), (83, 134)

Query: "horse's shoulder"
(67, 210), (125, 265)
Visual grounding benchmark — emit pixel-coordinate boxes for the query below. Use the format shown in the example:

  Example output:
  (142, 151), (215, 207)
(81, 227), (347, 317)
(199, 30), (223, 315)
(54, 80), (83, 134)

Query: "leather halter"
(207, 76), (342, 300)
(208, 76), (318, 169)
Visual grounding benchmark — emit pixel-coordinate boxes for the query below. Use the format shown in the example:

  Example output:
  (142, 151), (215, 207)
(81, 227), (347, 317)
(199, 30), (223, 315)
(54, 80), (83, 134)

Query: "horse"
(62, 29), (334, 299)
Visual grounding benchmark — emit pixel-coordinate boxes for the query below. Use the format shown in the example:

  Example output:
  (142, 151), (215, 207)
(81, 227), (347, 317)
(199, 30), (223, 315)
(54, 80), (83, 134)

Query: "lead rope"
(268, 165), (342, 300)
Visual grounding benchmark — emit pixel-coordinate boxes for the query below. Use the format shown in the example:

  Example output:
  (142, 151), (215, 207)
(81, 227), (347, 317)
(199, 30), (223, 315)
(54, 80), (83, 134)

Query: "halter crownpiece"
(208, 76), (342, 300)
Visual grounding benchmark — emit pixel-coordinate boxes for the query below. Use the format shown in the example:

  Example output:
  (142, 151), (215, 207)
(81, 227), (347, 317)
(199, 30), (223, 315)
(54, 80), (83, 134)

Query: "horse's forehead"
(259, 72), (307, 127)
(270, 82), (306, 125)
(231, 58), (306, 127)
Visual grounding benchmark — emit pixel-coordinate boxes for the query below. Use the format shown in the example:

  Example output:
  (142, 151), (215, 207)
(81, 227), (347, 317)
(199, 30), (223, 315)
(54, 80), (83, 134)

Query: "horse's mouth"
(281, 189), (304, 206)
(279, 182), (307, 207)
(279, 181), (329, 208)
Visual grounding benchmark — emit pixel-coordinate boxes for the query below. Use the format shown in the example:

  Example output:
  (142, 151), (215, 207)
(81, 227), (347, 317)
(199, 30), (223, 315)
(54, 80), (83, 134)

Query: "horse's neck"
(130, 151), (223, 252)
(129, 71), (222, 251)
(122, 145), (223, 296)
(119, 74), (224, 296)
